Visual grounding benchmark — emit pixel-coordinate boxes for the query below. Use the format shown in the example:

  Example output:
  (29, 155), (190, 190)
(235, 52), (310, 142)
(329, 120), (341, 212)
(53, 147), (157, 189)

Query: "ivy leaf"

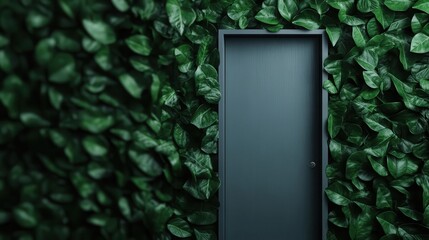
(191, 105), (218, 129)
(325, 182), (351, 206)
(20, 112), (50, 127)
(326, 0), (353, 10)
(167, 218), (192, 238)
(201, 125), (218, 154)
(278, 0), (298, 21)
(349, 206), (374, 240)
(411, 13), (429, 33)
(112, 0), (129, 12)
(255, 7), (280, 25)
(82, 19), (116, 45)
(183, 177), (220, 200)
(356, 49), (378, 70)
(125, 35), (152, 56)
(184, 150), (213, 179)
(13, 203), (38, 228)
(385, 0), (415, 11)
(292, 9), (321, 30)
(82, 135), (108, 157)
(128, 149), (162, 177)
(173, 124), (190, 148)
(368, 156), (388, 176)
(324, 27), (339, 46)
(187, 211), (216, 225)
(352, 26), (368, 48)
(175, 44), (194, 73)
(363, 70), (382, 89)
(227, 0), (254, 20)
(119, 73), (144, 99)
(376, 211), (397, 235)
(195, 64), (221, 103)
(413, 0), (429, 14)
(48, 53), (77, 84)
(194, 229), (216, 240)
(410, 33), (429, 53)
(373, 5), (395, 29)
(166, 0), (196, 35)
(387, 155), (408, 178)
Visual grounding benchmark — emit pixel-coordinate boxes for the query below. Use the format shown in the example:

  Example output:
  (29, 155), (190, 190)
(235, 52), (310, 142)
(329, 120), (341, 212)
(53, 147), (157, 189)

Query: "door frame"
(218, 29), (329, 240)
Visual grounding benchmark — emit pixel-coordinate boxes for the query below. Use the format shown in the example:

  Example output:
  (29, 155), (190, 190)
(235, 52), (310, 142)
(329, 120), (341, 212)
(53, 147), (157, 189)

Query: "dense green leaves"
(2, 0), (429, 239)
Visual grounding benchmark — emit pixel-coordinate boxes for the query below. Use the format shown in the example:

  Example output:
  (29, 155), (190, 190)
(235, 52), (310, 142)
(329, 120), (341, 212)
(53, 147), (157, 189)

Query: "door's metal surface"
(218, 30), (328, 240)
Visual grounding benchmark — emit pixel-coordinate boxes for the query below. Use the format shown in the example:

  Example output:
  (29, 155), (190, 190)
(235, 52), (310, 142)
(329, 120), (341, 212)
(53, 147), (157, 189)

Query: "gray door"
(219, 31), (327, 240)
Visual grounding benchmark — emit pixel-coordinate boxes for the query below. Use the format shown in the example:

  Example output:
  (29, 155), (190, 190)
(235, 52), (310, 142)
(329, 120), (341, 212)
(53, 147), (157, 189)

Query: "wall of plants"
(0, 0), (429, 239)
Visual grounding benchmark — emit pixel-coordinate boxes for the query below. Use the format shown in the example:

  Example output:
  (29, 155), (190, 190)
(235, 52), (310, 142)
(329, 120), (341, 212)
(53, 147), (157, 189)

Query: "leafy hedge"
(1, 0), (429, 239)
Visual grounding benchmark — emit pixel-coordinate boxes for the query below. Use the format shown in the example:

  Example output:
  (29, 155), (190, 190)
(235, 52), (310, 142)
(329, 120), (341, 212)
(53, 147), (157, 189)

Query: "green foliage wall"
(1, 0), (429, 239)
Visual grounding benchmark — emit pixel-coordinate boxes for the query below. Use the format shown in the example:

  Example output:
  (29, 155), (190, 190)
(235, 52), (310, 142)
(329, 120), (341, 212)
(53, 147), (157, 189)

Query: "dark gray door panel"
(218, 30), (328, 240)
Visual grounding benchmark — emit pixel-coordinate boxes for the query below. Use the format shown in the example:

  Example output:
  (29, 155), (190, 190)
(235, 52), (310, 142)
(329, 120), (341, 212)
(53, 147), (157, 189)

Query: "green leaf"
(112, 0), (130, 12)
(352, 26), (368, 48)
(167, 218), (192, 238)
(191, 105), (218, 129)
(48, 53), (77, 84)
(398, 207), (422, 221)
(328, 113), (342, 138)
(173, 124), (190, 148)
(368, 156), (389, 176)
(345, 151), (366, 179)
(82, 19), (116, 45)
(119, 73), (144, 99)
(411, 33), (429, 53)
(338, 10), (365, 26)
(363, 70), (382, 88)
(201, 125), (218, 154)
(13, 203), (38, 228)
(376, 183), (393, 208)
(118, 197), (131, 218)
(78, 111), (115, 134)
(227, 0), (254, 20)
(128, 150), (162, 177)
(195, 64), (221, 103)
(20, 112), (50, 127)
(183, 177), (220, 200)
(376, 211), (397, 235)
(187, 211), (216, 225)
(387, 155), (407, 178)
(175, 44), (194, 73)
(326, 0), (353, 10)
(255, 7), (280, 25)
(82, 135), (108, 157)
(413, 0), (429, 14)
(194, 229), (216, 240)
(125, 35), (152, 56)
(411, 13), (429, 33)
(166, 0), (196, 35)
(374, 5), (395, 29)
(278, 0), (298, 21)
(325, 182), (351, 206)
(349, 206), (374, 240)
(292, 9), (321, 30)
(184, 150), (213, 179)
(326, 26), (341, 46)
(356, 49), (378, 70)
(385, 0), (415, 11)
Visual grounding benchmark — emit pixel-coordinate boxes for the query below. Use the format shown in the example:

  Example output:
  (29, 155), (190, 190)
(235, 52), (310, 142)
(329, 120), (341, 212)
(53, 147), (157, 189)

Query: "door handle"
(309, 161), (316, 168)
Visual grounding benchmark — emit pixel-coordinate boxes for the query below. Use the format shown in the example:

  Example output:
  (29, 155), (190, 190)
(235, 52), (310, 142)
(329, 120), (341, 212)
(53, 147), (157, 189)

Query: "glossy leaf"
(82, 19), (116, 45)
(278, 0), (298, 21)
